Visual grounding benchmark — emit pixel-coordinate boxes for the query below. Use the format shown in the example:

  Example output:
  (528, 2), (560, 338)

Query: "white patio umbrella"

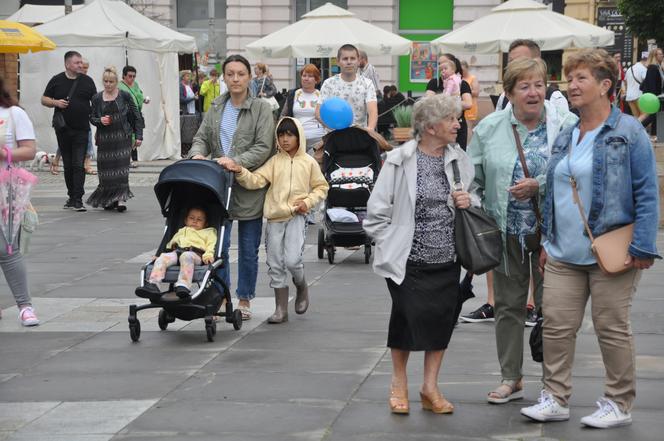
(246, 2), (411, 58)
(432, 0), (614, 53)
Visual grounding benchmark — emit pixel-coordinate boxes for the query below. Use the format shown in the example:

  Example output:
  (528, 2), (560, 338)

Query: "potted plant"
(391, 105), (413, 143)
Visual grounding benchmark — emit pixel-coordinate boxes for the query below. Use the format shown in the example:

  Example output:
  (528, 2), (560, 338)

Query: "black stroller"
(317, 127), (382, 264)
(129, 160), (242, 342)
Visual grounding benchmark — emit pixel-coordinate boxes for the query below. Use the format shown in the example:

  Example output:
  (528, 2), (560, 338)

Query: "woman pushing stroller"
(220, 117), (329, 323)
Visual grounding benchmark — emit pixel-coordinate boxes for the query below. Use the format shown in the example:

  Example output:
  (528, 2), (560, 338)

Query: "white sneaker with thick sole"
(580, 397), (632, 428)
(520, 390), (570, 422)
(19, 306), (40, 327)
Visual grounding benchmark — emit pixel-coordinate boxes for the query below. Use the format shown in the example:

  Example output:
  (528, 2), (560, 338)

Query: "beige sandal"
(487, 379), (523, 404)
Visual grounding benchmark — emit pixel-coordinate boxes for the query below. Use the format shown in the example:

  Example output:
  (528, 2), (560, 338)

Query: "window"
(177, 0), (226, 29)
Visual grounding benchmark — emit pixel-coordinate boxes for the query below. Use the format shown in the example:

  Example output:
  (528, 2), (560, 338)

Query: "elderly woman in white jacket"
(364, 94), (478, 416)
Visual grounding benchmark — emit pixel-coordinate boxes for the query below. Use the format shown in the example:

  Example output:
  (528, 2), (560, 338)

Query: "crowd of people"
(0, 38), (661, 433)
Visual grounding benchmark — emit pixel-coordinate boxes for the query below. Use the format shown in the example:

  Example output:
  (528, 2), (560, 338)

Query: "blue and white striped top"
(220, 102), (240, 156)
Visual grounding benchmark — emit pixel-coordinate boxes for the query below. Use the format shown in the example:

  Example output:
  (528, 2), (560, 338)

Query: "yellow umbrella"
(0, 20), (56, 53)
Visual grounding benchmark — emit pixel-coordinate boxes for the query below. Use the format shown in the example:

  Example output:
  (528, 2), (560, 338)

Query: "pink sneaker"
(19, 306), (40, 327)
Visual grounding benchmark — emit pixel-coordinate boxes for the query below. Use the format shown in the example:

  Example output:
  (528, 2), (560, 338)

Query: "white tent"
(19, 0), (197, 160)
(246, 2), (411, 58)
(7, 4), (84, 25)
(432, 0), (614, 53)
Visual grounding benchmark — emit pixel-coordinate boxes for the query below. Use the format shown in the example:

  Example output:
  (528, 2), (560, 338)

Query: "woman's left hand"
(625, 255), (655, 270)
(452, 191), (471, 209)
(508, 178), (539, 201)
(134, 139), (142, 148)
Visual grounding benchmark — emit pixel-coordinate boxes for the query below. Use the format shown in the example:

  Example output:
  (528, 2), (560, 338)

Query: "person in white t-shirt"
(624, 57), (648, 117)
(317, 44), (378, 130)
(281, 64), (326, 155)
(0, 76), (39, 327)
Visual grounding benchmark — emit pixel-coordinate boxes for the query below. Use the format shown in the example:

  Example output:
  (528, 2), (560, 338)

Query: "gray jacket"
(189, 92), (275, 220)
(363, 140), (478, 284)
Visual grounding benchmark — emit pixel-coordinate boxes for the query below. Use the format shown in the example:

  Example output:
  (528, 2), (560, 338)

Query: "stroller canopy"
(154, 160), (232, 218)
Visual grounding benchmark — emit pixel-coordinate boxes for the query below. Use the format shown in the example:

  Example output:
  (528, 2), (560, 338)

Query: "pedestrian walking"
(199, 69), (226, 113)
(41, 50), (97, 212)
(521, 48), (660, 429)
(638, 48), (664, 136)
(189, 54), (275, 321)
(281, 64), (325, 155)
(467, 58), (577, 404)
(424, 53), (472, 150)
(317, 44), (378, 130)
(359, 50), (381, 100)
(364, 94), (477, 415)
(0, 76), (40, 326)
(624, 55), (648, 118)
(87, 66), (143, 212)
(119, 65), (149, 166)
(220, 117), (328, 323)
(179, 70), (197, 115)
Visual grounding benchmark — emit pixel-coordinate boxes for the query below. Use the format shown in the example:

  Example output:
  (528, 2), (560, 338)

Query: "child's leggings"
(265, 215), (306, 288)
(149, 251), (202, 289)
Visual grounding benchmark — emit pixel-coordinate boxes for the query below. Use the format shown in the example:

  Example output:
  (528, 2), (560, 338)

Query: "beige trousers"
(542, 257), (641, 412)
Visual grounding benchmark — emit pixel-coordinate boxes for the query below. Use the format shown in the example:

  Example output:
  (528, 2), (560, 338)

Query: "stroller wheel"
(327, 247), (335, 264)
(158, 309), (170, 330)
(232, 308), (243, 330)
(129, 319), (141, 342)
(364, 246), (371, 264)
(205, 319), (216, 342)
(317, 229), (325, 259)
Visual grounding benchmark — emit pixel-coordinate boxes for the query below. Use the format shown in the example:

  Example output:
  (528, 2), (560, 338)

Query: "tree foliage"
(617, 0), (664, 43)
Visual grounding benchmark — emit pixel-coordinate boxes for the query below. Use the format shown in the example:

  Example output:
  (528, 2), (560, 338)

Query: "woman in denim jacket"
(521, 49), (660, 429)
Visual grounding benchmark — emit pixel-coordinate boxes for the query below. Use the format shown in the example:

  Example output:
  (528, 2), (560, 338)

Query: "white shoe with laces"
(19, 306), (40, 327)
(580, 397), (632, 428)
(520, 390), (570, 422)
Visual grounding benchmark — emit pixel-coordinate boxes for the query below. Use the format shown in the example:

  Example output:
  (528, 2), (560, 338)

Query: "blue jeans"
(217, 217), (263, 301)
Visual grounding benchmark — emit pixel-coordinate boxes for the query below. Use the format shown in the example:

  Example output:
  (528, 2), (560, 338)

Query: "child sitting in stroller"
(136, 206), (217, 299)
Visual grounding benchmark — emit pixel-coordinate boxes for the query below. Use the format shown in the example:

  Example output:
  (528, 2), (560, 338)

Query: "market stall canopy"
(246, 2), (411, 58)
(0, 20), (55, 53)
(33, 0), (196, 53)
(431, 0), (614, 53)
(7, 4), (84, 25)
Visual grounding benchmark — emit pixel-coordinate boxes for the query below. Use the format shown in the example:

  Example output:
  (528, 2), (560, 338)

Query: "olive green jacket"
(189, 93), (275, 220)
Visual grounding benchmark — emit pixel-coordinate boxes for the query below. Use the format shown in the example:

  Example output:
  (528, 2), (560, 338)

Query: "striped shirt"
(220, 102), (240, 156)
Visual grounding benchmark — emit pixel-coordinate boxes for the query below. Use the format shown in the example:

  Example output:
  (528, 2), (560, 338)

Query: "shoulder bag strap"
(511, 124), (542, 226)
(566, 138), (595, 242)
(450, 158), (463, 191)
(67, 76), (81, 100)
(259, 76), (266, 95)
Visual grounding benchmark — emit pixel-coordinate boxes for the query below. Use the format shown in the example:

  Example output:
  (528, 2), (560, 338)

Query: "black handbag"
(529, 308), (543, 362)
(451, 160), (502, 275)
(52, 76), (80, 132)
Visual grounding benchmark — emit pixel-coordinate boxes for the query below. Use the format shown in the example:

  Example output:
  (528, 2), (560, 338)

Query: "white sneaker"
(521, 390), (570, 422)
(19, 306), (40, 327)
(580, 397), (632, 428)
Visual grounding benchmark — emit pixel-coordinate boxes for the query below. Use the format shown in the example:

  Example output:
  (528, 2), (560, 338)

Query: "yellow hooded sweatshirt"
(235, 117), (329, 223)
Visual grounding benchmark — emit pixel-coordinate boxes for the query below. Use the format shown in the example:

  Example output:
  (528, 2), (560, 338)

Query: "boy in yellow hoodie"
(137, 206), (217, 299)
(220, 117), (328, 323)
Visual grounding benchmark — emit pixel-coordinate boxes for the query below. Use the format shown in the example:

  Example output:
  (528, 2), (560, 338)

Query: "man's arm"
(366, 101), (378, 131)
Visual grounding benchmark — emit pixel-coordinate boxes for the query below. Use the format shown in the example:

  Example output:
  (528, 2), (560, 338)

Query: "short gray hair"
(412, 94), (462, 140)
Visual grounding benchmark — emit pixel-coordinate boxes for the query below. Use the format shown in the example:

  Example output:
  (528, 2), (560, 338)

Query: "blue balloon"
(320, 97), (353, 130)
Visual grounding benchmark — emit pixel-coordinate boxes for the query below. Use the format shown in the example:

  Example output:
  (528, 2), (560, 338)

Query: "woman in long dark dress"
(88, 66), (143, 212)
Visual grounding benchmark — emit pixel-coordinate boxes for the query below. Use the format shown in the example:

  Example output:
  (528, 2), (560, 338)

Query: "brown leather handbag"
(567, 140), (634, 276)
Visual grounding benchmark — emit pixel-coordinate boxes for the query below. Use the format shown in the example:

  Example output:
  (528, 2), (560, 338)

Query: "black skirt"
(386, 260), (460, 351)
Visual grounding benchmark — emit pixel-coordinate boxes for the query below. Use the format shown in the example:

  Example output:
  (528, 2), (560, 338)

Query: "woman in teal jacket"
(467, 58), (577, 404)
